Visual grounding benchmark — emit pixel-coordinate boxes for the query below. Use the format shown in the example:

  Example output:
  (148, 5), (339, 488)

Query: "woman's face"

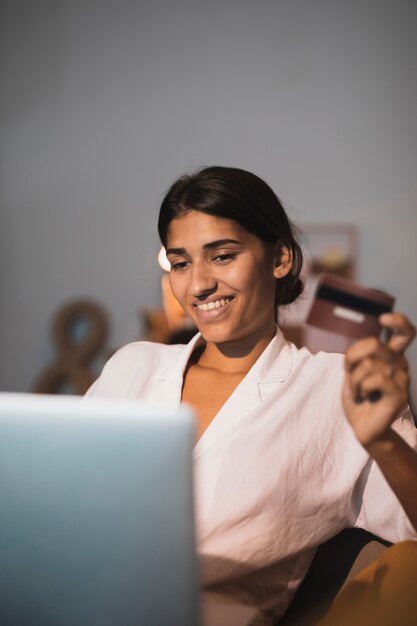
(165, 211), (283, 346)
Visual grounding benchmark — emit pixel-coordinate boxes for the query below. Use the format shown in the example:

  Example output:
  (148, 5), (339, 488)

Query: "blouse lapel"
(255, 329), (295, 401)
(149, 333), (203, 408)
(193, 328), (294, 459)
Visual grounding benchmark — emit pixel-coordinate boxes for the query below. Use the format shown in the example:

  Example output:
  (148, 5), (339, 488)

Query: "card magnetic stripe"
(317, 285), (393, 317)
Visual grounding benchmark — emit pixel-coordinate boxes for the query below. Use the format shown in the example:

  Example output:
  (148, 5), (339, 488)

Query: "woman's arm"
(342, 313), (417, 532)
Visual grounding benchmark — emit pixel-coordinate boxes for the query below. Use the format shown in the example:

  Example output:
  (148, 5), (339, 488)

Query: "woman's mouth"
(194, 297), (233, 312)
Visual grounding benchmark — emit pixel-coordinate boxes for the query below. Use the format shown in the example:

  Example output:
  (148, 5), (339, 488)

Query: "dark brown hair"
(158, 166), (303, 307)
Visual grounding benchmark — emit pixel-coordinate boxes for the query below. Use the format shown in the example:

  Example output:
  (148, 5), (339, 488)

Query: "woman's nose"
(190, 263), (217, 298)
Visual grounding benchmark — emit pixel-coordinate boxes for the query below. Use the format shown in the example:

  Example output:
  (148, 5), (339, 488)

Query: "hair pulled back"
(158, 166), (303, 307)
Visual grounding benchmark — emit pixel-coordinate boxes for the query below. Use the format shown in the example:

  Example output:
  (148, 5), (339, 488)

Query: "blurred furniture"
(281, 223), (358, 352)
(142, 270), (197, 344)
(276, 529), (390, 625)
(202, 529), (389, 626)
(142, 307), (197, 345)
(301, 223), (358, 280)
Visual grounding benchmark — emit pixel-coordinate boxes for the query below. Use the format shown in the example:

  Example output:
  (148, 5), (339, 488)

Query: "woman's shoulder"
(102, 339), (192, 373)
(258, 330), (346, 391)
(286, 344), (347, 409)
(110, 339), (181, 360)
(86, 339), (193, 397)
(290, 341), (345, 375)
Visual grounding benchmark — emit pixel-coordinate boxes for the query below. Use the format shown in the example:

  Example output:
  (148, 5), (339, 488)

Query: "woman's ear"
(273, 246), (293, 279)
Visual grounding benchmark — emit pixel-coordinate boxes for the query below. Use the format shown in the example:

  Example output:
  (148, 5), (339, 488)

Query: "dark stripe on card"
(317, 285), (393, 316)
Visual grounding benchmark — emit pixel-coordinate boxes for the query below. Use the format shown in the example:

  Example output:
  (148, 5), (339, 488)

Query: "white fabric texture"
(86, 328), (417, 621)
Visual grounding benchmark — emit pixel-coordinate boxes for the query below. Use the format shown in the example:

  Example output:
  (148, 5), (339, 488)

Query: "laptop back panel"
(0, 393), (199, 626)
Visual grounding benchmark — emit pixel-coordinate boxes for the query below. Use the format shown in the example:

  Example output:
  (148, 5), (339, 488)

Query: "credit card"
(306, 273), (395, 341)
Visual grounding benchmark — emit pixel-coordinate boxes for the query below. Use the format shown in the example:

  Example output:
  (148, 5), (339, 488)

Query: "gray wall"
(1, 0), (417, 401)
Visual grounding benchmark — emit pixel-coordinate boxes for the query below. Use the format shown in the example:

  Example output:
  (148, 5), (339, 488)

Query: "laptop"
(0, 392), (200, 626)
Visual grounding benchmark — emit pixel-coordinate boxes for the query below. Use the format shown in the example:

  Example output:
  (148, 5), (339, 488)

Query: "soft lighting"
(157, 247), (171, 272)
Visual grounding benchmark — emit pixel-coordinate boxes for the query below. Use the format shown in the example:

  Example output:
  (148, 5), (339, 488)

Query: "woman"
(87, 167), (417, 625)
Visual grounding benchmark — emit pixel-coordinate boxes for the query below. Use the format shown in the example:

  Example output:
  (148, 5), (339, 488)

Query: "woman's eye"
(170, 261), (189, 271)
(213, 253), (236, 264)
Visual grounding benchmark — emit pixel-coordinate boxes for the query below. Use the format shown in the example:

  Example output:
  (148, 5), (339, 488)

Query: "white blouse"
(86, 328), (417, 622)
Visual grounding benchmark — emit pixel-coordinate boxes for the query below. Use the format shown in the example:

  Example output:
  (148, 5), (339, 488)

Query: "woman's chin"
(197, 323), (253, 346)
(197, 328), (232, 344)
(197, 319), (276, 348)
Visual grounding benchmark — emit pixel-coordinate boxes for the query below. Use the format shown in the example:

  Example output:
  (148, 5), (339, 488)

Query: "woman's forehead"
(166, 211), (248, 244)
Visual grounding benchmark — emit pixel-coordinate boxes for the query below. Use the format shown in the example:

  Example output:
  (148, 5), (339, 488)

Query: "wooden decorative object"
(142, 308), (172, 344)
(33, 299), (109, 395)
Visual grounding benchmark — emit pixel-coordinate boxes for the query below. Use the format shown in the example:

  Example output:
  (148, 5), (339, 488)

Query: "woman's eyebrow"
(166, 247), (186, 256)
(166, 239), (242, 256)
(203, 239), (242, 250)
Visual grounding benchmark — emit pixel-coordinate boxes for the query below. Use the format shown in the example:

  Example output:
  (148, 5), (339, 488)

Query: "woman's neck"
(195, 325), (277, 374)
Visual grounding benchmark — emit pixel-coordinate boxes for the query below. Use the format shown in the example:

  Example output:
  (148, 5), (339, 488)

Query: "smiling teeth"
(196, 297), (232, 311)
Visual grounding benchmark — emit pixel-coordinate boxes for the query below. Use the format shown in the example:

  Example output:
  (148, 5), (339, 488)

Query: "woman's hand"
(342, 313), (415, 449)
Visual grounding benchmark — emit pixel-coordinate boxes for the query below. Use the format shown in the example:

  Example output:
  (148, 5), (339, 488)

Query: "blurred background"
(1, 0), (416, 403)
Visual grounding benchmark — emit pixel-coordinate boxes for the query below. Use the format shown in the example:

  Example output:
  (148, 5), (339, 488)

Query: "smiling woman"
(158, 166), (303, 312)
(86, 166), (417, 626)
(160, 168), (302, 441)
(166, 211), (288, 440)
(166, 213), (282, 346)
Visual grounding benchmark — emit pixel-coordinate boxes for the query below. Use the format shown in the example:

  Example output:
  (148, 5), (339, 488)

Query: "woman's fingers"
(344, 322), (411, 406)
(350, 365), (409, 405)
(342, 313), (414, 446)
(347, 352), (408, 384)
(380, 312), (416, 353)
(345, 336), (398, 373)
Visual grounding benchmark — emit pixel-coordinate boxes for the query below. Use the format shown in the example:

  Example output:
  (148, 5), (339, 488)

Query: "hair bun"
(276, 276), (304, 307)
